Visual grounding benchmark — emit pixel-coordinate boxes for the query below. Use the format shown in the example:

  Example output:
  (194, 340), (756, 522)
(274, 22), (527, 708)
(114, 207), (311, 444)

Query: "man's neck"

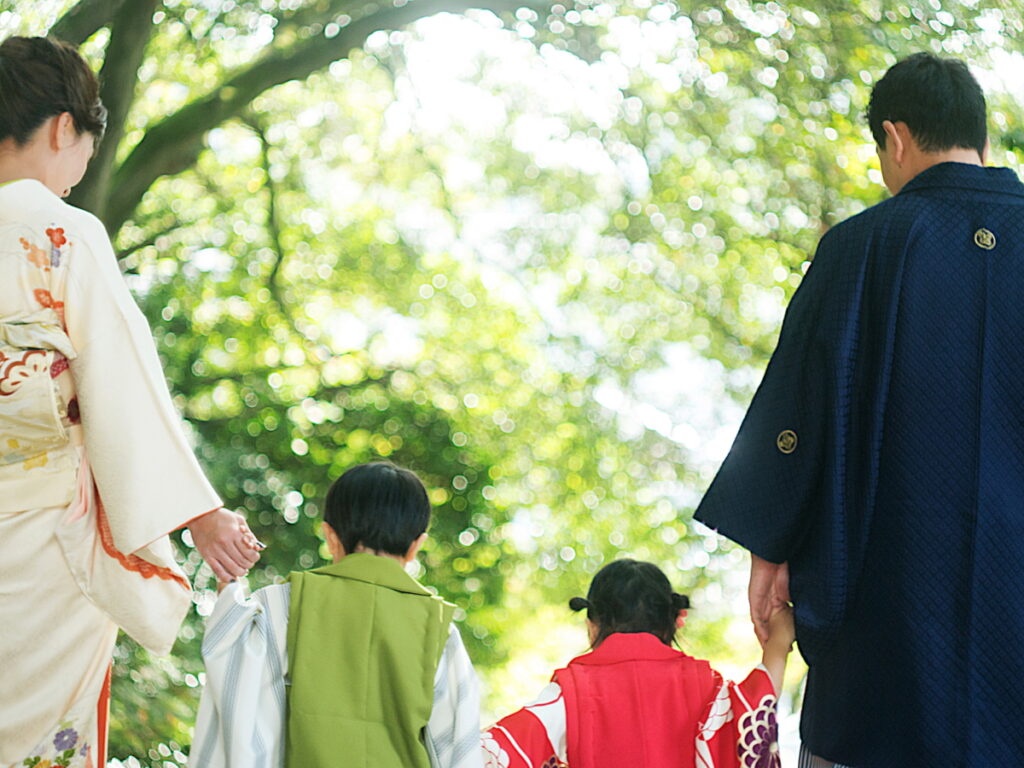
(910, 147), (984, 178)
(892, 147), (984, 194)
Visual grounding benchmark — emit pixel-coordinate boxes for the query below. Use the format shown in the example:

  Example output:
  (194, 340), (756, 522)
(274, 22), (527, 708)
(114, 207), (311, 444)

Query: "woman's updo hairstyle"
(0, 36), (106, 146)
(569, 559), (690, 647)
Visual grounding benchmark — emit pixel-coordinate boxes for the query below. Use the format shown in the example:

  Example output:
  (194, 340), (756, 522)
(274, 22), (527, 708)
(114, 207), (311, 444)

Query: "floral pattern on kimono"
(1, 178), (222, 766)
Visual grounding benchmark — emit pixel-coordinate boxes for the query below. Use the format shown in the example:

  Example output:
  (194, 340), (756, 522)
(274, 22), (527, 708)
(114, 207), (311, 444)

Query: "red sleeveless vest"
(554, 633), (721, 768)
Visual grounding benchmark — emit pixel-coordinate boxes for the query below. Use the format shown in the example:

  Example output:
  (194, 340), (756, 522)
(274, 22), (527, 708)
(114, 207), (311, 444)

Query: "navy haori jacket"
(693, 162), (1024, 767)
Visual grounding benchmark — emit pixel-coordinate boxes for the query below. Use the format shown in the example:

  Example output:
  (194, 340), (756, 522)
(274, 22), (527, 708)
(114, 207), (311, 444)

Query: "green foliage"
(3, 0), (1022, 763)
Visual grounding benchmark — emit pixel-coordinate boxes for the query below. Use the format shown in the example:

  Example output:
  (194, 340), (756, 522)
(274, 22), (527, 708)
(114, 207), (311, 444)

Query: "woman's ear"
(676, 609), (688, 629)
(49, 112), (78, 151)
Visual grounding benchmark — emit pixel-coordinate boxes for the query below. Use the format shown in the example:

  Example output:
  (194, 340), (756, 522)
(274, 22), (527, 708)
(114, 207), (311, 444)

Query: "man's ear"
(882, 120), (906, 165)
(404, 532), (428, 563)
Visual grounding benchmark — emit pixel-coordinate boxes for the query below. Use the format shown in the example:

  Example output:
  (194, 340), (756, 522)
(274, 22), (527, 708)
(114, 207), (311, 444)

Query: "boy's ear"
(322, 522), (345, 562)
(404, 532), (428, 563)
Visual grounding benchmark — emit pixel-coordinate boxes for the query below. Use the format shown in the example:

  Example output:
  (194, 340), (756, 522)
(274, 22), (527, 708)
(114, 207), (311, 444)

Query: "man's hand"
(749, 552), (790, 647)
(188, 508), (261, 583)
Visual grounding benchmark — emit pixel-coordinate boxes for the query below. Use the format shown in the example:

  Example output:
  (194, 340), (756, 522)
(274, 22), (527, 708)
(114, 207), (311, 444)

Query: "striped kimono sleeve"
(189, 582), (290, 768)
(425, 624), (485, 768)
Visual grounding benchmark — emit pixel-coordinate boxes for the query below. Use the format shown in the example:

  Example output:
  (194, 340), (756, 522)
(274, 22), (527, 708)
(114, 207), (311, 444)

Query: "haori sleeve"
(63, 211), (221, 555)
(695, 667), (780, 768)
(482, 682), (567, 768)
(189, 582), (290, 768)
(692, 227), (863, 564)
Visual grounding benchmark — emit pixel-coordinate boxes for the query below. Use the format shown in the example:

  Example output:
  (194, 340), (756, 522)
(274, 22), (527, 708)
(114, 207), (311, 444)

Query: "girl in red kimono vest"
(482, 559), (795, 768)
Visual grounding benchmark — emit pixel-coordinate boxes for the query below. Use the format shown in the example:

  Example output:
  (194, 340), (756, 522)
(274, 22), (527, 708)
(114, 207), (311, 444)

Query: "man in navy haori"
(694, 53), (1024, 767)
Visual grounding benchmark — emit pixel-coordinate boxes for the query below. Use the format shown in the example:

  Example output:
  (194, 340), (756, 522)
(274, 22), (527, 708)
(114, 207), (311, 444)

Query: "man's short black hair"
(324, 462), (430, 556)
(867, 52), (987, 158)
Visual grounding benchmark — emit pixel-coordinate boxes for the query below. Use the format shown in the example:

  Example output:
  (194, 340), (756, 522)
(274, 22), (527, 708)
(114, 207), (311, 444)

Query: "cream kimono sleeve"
(57, 210), (222, 654)
(65, 212), (221, 551)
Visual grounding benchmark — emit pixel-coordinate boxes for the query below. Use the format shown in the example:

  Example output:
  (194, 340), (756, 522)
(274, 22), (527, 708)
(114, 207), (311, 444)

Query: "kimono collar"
(567, 632), (684, 667)
(899, 161), (1024, 199)
(0, 178), (59, 205)
(308, 552), (433, 597)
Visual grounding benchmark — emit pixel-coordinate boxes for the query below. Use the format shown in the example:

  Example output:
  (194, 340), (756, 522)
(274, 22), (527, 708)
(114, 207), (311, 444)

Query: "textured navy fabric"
(693, 162), (1024, 767)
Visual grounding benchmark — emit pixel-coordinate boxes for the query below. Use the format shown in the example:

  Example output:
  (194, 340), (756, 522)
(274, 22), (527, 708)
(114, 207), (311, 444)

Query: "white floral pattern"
(481, 733), (510, 768)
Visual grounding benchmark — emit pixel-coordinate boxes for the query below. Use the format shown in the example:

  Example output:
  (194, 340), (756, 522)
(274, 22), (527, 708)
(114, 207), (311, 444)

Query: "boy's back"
(287, 553), (455, 768)
(190, 461), (482, 768)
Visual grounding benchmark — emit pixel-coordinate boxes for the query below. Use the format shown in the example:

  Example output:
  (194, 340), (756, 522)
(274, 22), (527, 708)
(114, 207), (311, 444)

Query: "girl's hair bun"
(671, 593), (690, 611)
(568, 596), (591, 612)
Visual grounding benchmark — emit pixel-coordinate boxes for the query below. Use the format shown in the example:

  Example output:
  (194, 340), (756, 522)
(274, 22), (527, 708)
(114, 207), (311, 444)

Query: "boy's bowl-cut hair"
(324, 462), (431, 557)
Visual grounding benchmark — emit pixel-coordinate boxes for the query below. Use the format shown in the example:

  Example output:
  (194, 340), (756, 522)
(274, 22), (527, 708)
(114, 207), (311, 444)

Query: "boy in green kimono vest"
(190, 461), (483, 768)
(287, 462), (478, 768)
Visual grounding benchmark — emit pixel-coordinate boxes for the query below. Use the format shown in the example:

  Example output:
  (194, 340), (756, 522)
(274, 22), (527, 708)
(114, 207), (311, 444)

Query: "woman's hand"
(188, 508), (262, 582)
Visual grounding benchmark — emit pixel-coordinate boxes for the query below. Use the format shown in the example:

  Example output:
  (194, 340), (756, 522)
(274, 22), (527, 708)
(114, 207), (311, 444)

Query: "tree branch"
(242, 114), (312, 344)
(104, 0), (550, 235)
(115, 222), (177, 263)
(48, 0), (126, 46)
(69, 0), (159, 218)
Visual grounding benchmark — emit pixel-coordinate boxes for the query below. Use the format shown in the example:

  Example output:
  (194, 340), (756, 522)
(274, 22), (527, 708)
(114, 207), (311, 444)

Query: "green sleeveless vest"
(285, 553), (455, 768)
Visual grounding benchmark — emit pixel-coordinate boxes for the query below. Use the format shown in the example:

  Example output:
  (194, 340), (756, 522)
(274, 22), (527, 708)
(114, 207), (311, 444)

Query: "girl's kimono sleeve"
(695, 666), (779, 768)
(482, 682), (567, 768)
(64, 212), (221, 554)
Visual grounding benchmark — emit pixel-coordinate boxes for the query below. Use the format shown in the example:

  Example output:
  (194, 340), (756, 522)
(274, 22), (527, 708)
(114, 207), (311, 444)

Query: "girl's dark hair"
(0, 36), (107, 146)
(324, 462), (431, 557)
(570, 559), (690, 647)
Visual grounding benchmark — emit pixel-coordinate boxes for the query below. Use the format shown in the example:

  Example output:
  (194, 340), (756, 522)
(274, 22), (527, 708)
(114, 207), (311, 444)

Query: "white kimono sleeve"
(190, 582), (290, 768)
(426, 625), (485, 768)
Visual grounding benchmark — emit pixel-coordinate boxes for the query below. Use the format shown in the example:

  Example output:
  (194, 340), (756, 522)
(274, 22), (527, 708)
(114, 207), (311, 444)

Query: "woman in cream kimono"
(0, 37), (260, 768)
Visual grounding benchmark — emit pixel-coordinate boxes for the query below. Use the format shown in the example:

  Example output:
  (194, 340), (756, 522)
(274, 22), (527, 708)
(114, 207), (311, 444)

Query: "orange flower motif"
(46, 227), (67, 248)
(34, 289), (66, 327)
(20, 237), (49, 270)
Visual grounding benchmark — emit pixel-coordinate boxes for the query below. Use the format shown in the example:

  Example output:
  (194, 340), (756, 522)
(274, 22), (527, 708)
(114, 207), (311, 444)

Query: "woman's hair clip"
(568, 596), (591, 612)
(671, 592), (691, 611)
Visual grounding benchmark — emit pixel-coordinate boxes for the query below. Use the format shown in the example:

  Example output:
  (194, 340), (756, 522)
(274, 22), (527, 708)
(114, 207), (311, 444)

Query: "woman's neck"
(0, 144), (51, 190)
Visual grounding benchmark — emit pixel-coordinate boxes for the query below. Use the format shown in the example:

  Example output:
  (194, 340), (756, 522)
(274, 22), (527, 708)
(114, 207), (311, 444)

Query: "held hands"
(188, 508), (263, 583)
(760, 602), (796, 695)
(748, 553), (791, 647)
(765, 603), (796, 654)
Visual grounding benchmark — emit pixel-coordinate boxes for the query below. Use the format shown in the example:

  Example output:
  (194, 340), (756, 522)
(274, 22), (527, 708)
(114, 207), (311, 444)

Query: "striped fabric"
(797, 743), (853, 768)
(189, 581), (483, 768)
